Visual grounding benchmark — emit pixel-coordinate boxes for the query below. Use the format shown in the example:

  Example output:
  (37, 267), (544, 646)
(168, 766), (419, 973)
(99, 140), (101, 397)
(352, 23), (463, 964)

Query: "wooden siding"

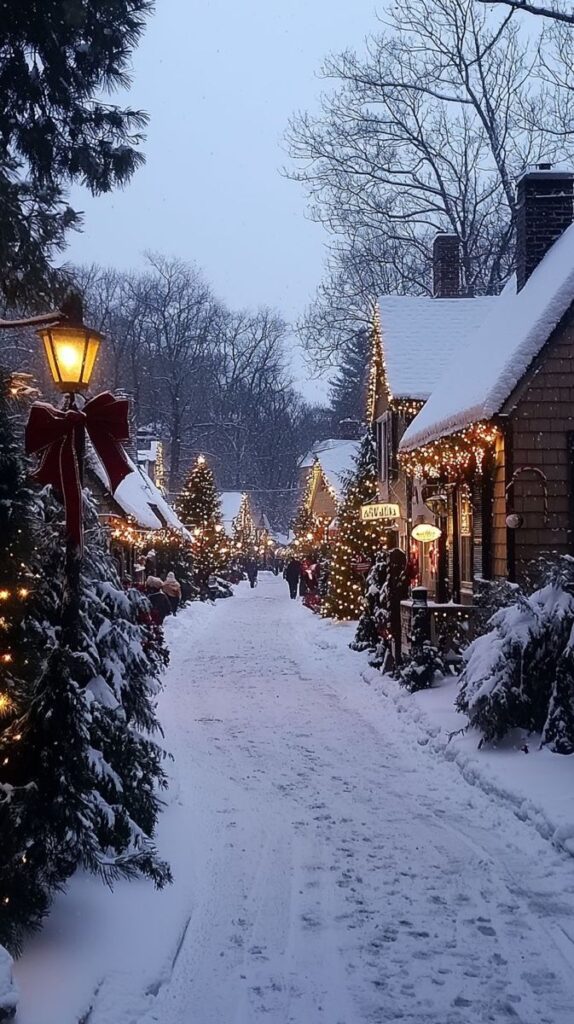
(507, 309), (574, 580)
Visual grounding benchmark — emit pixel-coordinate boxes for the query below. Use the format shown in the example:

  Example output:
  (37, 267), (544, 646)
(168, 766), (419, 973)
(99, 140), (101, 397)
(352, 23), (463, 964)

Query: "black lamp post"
(0, 292), (104, 640)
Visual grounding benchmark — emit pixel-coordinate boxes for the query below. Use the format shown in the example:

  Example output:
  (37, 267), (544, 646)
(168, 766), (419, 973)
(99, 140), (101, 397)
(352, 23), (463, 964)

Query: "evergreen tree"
(329, 329), (370, 437)
(233, 493), (256, 553)
(350, 550), (392, 669)
(322, 430), (385, 621)
(398, 607), (445, 693)
(0, 372), (52, 952)
(0, 1), (152, 306)
(457, 558), (574, 746)
(0, 452), (171, 952)
(176, 455), (226, 585)
(542, 630), (574, 755)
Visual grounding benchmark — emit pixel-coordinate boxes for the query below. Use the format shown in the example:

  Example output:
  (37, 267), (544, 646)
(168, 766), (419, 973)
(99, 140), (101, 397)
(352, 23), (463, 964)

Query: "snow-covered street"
(15, 574), (574, 1023)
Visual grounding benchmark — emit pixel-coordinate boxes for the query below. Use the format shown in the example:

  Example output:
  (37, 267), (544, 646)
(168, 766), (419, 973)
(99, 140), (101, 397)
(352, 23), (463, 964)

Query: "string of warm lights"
(154, 441), (167, 494)
(391, 398), (426, 419)
(400, 422), (500, 478)
(232, 493), (256, 552)
(175, 454), (228, 579)
(367, 306), (390, 423)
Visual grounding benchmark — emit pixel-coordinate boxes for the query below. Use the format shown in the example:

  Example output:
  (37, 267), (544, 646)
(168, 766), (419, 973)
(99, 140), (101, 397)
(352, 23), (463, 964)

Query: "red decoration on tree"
(25, 392), (132, 548)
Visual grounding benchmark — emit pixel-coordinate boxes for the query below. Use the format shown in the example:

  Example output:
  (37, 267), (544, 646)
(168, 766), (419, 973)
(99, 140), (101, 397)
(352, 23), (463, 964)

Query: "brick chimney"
(516, 164), (574, 292)
(433, 234), (461, 298)
(114, 388), (138, 461)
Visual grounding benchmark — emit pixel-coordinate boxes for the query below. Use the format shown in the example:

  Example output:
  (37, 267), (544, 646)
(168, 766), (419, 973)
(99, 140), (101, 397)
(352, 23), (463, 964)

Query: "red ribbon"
(25, 392), (133, 549)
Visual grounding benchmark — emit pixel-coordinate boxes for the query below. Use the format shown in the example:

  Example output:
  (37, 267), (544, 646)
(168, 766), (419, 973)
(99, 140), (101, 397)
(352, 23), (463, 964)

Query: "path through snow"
(15, 574), (574, 1023)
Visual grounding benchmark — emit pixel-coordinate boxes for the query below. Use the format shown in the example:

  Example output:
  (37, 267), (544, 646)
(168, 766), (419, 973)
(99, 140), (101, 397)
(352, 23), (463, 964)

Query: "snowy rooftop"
(401, 220), (574, 451)
(89, 449), (189, 535)
(220, 491), (244, 536)
(300, 438), (360, 500)
(137, 440), (160, 464)
(378, 295), (496, 400)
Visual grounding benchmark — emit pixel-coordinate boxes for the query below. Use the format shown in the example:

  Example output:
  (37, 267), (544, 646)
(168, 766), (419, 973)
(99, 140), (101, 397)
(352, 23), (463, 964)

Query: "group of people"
(145, 572), (182, 624)
(283, 557), (318, 601)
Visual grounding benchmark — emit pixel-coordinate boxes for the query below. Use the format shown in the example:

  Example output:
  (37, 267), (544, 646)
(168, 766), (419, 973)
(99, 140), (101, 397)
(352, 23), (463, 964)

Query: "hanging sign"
(351, 558), (372, 574)
(411, 522), (442, 543)
(360, 502), (400, 522)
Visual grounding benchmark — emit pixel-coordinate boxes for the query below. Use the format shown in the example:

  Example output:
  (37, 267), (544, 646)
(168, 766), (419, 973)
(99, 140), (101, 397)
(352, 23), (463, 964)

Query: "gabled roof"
(220, 490), (245, 537)
(300, 438), (360, 500)
(89, 449), (189, 536)
(378, 295), (496, 401)
(401, 221), (574, 451)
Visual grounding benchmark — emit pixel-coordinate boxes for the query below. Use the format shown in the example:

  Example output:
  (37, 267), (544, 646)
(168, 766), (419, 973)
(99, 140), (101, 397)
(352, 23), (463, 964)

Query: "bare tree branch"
(477, 1), (574, 24)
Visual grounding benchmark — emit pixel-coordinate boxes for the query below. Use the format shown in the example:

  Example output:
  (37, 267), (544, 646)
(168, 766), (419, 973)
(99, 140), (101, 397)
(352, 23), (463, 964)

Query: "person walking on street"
(245, 556), (258, 589)
(284, 557), (301, 600)
(162, 571), (182, 615)
(146, 576), (172, 625)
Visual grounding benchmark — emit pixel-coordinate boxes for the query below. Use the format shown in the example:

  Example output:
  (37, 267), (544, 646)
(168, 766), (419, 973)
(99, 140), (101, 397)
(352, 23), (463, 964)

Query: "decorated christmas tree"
(233, 492), (256, 554)
(176, 455), (226, 585)
(291, 462), (322, 559)
(321, 429), (386, 621)
(0, 371), (172, 952)
(0, 371), (51, 951)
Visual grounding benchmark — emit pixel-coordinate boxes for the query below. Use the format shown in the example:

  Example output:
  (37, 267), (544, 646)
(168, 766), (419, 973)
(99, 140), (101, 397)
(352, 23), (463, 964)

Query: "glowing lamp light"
(197, 455), (206, 466)
(37, 317), (103, 393)
(411, 516), (442, 543)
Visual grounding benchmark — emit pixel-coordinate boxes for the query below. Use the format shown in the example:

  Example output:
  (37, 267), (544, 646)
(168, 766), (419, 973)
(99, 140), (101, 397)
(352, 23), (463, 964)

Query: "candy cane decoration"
(506, 466), (549, 526)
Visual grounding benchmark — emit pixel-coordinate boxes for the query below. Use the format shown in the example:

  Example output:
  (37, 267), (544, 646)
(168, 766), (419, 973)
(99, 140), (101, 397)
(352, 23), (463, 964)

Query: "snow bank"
(0, 946), (17, 1020)
(359, 665), (574, 857)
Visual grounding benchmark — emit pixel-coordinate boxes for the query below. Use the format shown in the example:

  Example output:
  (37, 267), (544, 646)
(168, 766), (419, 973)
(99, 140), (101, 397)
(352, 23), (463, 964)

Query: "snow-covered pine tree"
(457, 557), (574, 745)
(398, 606), (444, 693)
(0, 482), (172, 953)
(350, 549), (389, 652)
(175, 455), (226, 586)
(542, 626), (574, 755)
(322, 429), (385, 621)
(0, 371), (54, 952)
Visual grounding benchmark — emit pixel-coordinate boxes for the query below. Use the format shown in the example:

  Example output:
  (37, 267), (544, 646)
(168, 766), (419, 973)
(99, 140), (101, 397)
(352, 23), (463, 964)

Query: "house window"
(376, 415), (390, 482)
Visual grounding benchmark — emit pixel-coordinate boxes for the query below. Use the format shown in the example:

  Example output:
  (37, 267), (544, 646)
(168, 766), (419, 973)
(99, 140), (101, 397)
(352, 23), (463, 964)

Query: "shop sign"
(360, 502), (400, 522)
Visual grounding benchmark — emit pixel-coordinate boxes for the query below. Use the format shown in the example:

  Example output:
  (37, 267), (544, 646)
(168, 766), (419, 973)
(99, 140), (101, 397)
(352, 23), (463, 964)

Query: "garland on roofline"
(400, 422), (501, 478)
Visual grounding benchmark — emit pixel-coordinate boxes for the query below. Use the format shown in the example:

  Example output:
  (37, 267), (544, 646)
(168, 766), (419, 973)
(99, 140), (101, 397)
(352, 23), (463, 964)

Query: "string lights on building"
(400, 422), (500, 478)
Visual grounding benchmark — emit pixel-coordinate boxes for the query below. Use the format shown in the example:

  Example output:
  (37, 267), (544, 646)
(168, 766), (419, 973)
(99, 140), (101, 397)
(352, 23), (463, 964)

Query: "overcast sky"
(65, 0), (383, 401)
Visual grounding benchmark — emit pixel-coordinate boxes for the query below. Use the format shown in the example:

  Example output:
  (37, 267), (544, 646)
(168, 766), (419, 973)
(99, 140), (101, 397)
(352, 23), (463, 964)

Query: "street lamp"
(36, 293), (102, 397)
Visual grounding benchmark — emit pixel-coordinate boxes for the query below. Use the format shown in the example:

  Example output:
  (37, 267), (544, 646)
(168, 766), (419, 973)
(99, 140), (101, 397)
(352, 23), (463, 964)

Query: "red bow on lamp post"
(25, 392), (133, 550)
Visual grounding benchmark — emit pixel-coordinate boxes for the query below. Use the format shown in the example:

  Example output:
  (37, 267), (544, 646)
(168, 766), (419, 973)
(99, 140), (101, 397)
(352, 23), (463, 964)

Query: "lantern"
(36, 293), (102, 393)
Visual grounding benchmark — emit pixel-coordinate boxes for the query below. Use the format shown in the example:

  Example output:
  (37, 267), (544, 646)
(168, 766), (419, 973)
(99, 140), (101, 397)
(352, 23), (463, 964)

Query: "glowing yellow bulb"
(0, 590), (9, 601)
(0, 693), (11, 716)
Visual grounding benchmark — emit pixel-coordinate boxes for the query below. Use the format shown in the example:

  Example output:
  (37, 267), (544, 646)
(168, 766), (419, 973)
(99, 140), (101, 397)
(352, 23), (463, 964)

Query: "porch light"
(37, 293), (102, 393)
(411, 516), (441, 543)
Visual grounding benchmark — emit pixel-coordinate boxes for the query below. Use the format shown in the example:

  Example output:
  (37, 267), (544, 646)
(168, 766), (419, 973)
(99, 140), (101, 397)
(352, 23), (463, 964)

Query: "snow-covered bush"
(350, 550), (394, 671)
(398, 605), (445, 693)
(457, 557), (574, 748)
(0, 945), (17, 1020)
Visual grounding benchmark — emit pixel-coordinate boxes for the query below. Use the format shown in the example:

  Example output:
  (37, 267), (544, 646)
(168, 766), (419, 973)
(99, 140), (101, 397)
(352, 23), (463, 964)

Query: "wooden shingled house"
(372, 235), (496, 599)
(400, 165), (574, 600)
